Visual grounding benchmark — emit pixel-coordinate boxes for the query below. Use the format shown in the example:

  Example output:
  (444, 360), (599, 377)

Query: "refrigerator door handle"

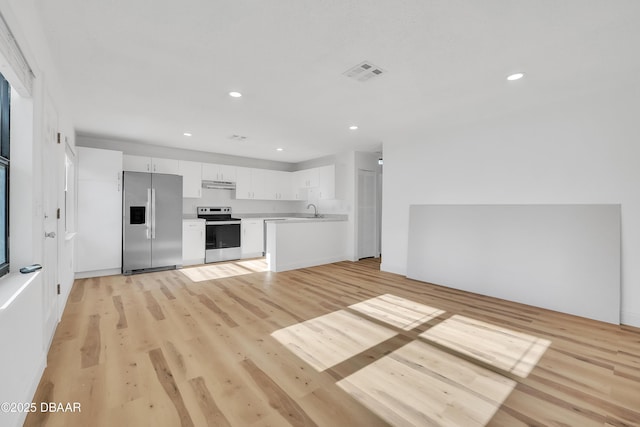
(146, 188), (152, 239)
(151, 188), (156, 239)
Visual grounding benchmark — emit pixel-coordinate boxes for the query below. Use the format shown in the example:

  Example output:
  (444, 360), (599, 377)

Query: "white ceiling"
(33, 0), (640, 163)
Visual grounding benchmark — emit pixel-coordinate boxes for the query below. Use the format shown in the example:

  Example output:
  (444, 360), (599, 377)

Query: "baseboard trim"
(274, 256), (348, 273)
(379, 262), (406, 276)
(621, 310), (640, 328)
(75, 268), (121, 279)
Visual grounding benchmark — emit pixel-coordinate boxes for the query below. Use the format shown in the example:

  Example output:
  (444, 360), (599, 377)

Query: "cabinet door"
(152, 157), (180, 174)
(318, 165), (335, 199)
(77, 179), (122, 272)
(242, 220), (264, 257)
(219, 164), (237, 182)
(179, 160), (202, 198)
(251, 169), (268, 199)
(258, 169), (277, 200)
(79, 147), (123, 181)
(182, 220), (205, 264)
(202, 163), (238, 181)
(276, 171), (294, 200)
(291, 170), (306, 200)
(235, 167), (253, 199)
(305, 168), (320, 188)
(201, 163), (218, 181)
(123, 154), (151, 172)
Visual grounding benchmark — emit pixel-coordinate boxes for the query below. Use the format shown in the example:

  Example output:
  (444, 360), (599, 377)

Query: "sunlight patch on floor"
(272, 294), (551, 425)
(179, 259), (268, 282)
(271, 310), (397, 371)
(337, 340), (517, 427)
(349, 294), (445, 330)
(420, 315), (551, 378)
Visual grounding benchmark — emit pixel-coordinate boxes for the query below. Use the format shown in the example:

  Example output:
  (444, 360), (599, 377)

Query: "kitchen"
(75, 135), (376, 280)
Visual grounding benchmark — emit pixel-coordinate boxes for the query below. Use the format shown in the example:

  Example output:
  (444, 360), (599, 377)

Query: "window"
(0, 72), (9, 278)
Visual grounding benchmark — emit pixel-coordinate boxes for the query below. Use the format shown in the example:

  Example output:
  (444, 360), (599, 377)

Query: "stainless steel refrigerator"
(122, 172), (183, 275)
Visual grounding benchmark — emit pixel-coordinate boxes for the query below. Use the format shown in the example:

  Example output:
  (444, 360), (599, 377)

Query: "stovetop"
(197, 206), (240, 221)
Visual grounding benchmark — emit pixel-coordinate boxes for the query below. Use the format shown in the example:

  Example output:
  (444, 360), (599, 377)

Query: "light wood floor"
(26, 258), (640, 426)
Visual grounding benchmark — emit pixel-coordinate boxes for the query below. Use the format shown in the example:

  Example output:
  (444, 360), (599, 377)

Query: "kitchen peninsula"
(265, 217), (348, 272)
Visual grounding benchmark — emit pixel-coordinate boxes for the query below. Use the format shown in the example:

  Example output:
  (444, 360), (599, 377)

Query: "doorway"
(357, 168), (380, 259)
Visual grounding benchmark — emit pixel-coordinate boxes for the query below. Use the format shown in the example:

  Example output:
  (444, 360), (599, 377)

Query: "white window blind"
(0, 12), (34, 97)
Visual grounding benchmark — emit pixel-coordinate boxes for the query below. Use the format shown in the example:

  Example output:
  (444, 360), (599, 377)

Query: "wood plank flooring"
(25, 258), (640, 426)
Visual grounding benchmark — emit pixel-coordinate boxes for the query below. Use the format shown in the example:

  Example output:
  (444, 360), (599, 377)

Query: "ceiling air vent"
(343, 61), (386, 82)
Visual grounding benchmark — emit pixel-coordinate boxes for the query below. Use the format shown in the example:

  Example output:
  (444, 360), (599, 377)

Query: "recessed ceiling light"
(507, 72), (525, 81)
(229, 91), (242, 98)
(183, 132), (192, 137)
(349, 125), (358, 130)
(276, 148), (283, 151)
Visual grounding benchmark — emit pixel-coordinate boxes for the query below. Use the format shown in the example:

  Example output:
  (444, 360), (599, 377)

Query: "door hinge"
(56, 208), (61, 219)
(57, 132), (61, 144)
(57, 284), (61, 295)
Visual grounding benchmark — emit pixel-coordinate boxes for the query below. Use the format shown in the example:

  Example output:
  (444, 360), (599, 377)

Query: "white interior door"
(357, 169), (377, 259)
(42, 95), (59, 345)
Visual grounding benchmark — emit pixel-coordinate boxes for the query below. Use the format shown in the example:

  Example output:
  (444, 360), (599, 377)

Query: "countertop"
(264, 217), (347, 224)
(183, 213), (348, 222)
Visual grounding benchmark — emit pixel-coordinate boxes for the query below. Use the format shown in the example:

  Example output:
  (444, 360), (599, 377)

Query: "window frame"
(0, 73), (10, 278)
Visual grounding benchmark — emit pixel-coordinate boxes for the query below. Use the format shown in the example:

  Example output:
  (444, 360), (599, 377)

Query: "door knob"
(45, 231), (56, 238)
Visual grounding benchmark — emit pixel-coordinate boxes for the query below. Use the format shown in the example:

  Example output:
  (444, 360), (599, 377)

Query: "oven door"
(205, 221), (241, 262)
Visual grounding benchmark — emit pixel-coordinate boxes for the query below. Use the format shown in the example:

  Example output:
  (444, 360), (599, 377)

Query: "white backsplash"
(183, 188), (350, 216)
(183, 188), (303, 215)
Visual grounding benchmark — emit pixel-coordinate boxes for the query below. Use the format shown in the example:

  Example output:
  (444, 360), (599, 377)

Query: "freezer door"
(151, 173), (183, 268)
(123, 172), (152, 273)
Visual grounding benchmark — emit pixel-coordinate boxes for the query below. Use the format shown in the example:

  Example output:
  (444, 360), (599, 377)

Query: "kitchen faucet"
(306, 203), (319, 217)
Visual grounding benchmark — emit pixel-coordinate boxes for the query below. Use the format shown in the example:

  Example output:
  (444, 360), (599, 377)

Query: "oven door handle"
(205, 221), (242, 225)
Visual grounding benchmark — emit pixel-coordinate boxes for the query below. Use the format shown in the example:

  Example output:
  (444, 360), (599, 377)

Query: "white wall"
(0, 1), (75, 425)
(407, 204), (621, 324)
(381, 84), (640, 327)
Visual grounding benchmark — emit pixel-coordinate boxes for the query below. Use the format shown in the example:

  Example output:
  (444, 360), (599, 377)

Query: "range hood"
(201, 180), (236, 190)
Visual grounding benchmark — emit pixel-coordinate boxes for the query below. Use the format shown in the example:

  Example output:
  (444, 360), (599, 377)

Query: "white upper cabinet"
(236, 168), (293, 200)
(123, 155), (180, 174)
(235, 167), (253, 199)
(202, 163), (237, 182)
(275, 171), (294, 200)
(152, 157), (180, 174)
(292, 165), (335, 200)
(179, 160), (202, 198)
(317, 164), (335, 199)
(122, 154), (150, 172)
(295, 168), (319, 189)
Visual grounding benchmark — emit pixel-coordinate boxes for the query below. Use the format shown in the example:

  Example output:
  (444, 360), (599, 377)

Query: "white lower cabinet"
(241, 219), (264, 258)
(182, 219), (205, 265)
